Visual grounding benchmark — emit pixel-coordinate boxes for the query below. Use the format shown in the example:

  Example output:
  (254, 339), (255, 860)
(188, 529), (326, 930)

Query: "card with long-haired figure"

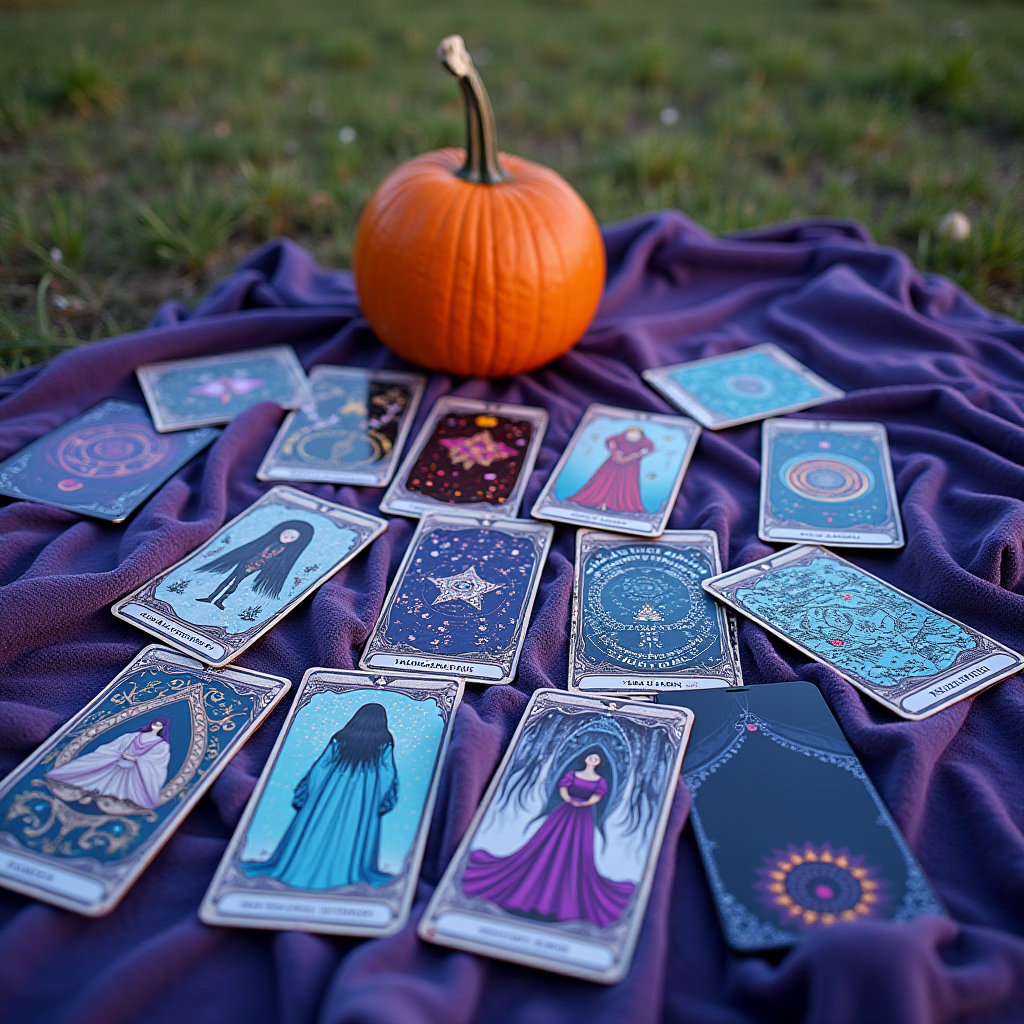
(201, 670), (463, 937)
(419, 690), (693, 983)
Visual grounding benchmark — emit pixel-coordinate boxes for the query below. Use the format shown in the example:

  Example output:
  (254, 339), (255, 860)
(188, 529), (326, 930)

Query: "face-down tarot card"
(360, 514), (553, 685)
(419, 690), (693, 983)
(0, 646), (289, 916)
(200, 670), (463, 936)
(113, 486), (387, 667)
(703, 545), (1024, 720)
(569, 530), (742, 694)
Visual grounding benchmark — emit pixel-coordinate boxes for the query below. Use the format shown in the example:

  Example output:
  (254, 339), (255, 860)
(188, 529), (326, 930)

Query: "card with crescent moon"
(0, 645), (289, 916)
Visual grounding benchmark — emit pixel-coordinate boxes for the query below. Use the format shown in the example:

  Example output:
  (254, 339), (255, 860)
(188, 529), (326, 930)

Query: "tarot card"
(760, 419), (904, 549)
(418, 689), (693, 984)
(660, 682), (944, 951)
(256, 366), (426, 487)
(136, 345), (312, 432)
(703, 545), (1024, 720)
(113, 486), (387, 668)
(200, 670), (462, 936)
(0, 400), (218, 522)
(530, 405), (700, 537)
(642, 343), (844, 430)
(0, 645), (289, 916)
(378, 397), (547, 520)
(569, 530), (742, 693)
(360, 514), (553, 684)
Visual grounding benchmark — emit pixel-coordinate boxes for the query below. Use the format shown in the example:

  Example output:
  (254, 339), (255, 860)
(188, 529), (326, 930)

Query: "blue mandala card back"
(0, 400), (218, 522)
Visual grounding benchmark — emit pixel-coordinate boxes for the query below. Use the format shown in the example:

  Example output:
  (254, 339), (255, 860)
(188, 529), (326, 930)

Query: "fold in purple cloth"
(1, 212), (1023, 1024)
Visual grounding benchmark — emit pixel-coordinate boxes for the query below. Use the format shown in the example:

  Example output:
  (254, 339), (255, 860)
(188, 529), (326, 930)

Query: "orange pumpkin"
(353, 36), (606, 378)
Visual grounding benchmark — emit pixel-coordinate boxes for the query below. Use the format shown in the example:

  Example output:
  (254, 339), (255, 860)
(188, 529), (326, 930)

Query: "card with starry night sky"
(759, 418), (904, 549)
(360, 514), (554, 684)
(378, 397), (547, 521)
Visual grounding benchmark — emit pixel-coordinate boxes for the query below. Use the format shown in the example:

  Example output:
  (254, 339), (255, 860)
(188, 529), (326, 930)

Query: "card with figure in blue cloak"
(642, 343), (844, 430)
(569, 530), (742, 694)
(360, 513), (554, 684)
(113, 486), (387, 667)
(136, 345), (313, 432)
(659, 682), (944, 951)
(0, 400), (218, 522)
(0, 646), (289, 916)
(759, 418), (905, 549)
(419, 689), (693, 984)
(703, 544), (1024, 720)
(200, 670), (463, 937)
(256, 366), (427, 487)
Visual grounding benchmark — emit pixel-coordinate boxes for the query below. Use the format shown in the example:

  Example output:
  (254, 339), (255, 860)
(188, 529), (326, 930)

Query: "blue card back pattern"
(0, 400), (218, 522)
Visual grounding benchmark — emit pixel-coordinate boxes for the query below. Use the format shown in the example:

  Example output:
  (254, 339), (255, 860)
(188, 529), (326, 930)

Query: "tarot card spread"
(569, 530), (742, 693)
(760, 419), (904, 549)
(530, 404), (700, 537)
(703, 545), (1024, 720)
(360, 515), (553, 684)
(642, 343), (844, 430)
(0, 646), (289, 916)
(113, 486), (387, 667)
(379, 397), (547, 520)
(0, 400), (218, 522)
(419, 690), (693, 984)
(201, 670), (462, 936)
(257, 366), (426, 487)
(136, 345), (312, 432)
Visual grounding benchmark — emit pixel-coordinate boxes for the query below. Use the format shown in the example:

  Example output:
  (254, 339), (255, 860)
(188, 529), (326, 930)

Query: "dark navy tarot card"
(0, 400), (219, 522)
(659, 682), (944, 952)
(360, 514), (553, 684)
(759, 418), (904, 549)
(569, 530), (741, 693)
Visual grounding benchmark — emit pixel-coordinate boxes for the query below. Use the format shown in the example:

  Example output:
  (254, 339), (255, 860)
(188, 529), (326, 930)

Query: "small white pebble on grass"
(339, 126), (357, 144)
(283, 138), (299, 155)
(660, 106), (680, 126)
(49, 247), (63, 262)
(938, 212), (971, 242)
(52, 294), (71, 309)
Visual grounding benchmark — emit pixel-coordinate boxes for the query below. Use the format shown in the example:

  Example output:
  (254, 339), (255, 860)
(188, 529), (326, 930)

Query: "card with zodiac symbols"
(643, 343), (844, 430)
(200, 670), (463, 936)
(136, 345), (313, 432)
(0, 400), (219, 522)
(530, 405), (700, 537)
(360, 514), (553, 684)
(759, 418), (904, 549)
(703, 545), (1024, 720)
(378, 397), (548, 520)
(419, 689), (693, 983)
(257, 366), (427, 487)
(569, 530), (742, 693)
(0, 645), (289, 916)
(113, 486), (387, 667)
(660, 682), (944, 951)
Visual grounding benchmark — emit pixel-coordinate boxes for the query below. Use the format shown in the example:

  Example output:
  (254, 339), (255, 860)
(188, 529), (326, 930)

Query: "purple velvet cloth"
(1, 211), (1023, 1024)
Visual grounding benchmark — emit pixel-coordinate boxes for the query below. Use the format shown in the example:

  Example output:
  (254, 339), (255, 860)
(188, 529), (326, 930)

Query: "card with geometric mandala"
(659, 682), (944, 951)
(0, 400), (219, 522)
(703, 545), (1024, 720)
(642, 343), (844, 430)
(419, 689), (693, 984)
(200, 669), (462, 937)
(759, 418), (904, 549)
(0, 645), (289, 916)
(378, 397), (548, 520)
(256, 366), (427, 487)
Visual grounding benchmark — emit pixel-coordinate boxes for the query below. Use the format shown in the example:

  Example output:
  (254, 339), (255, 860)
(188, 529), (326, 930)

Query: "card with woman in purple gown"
(418, 690), (693, 984)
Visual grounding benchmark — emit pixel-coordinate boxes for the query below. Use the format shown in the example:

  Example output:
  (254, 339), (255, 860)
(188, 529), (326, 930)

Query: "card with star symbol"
(136, 345), (313, 432)
(569, 530), (742, 694)
(360, 514), (554, 684)
(759, 418), (904, 549)
(378, 397), (548, 520)
(702, 545), (1024, 720)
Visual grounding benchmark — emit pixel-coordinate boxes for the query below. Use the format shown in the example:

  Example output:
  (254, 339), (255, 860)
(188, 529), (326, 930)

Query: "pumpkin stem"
(438, 35), (506, 185)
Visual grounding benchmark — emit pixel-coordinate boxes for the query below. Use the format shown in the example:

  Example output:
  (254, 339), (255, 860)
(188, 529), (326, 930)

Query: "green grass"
(1, 0), (1022, 373)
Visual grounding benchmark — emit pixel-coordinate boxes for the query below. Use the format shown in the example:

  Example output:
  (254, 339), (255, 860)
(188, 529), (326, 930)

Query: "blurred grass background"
(1, 0), (1022, 373)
